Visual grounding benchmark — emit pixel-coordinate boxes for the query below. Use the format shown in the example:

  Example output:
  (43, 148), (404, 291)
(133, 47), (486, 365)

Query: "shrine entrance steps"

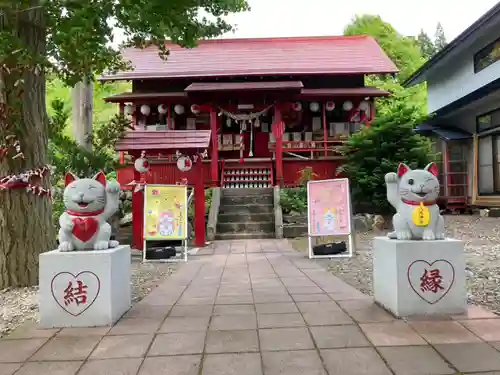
(216, 188), (275, 240)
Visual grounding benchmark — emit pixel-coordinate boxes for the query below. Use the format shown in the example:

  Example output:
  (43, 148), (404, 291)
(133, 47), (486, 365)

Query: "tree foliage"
(434, 22), (447, 52)
(417, 29), (436, 59)
(0, 0), (249, 288)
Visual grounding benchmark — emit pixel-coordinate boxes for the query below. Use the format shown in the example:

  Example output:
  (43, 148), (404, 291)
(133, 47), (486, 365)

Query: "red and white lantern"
(342, 101), (353, 111)
(190, 104), (200, 115)
(140, 104), (151, 116)
(124, 104), (134, 116)
(325, 101), (335, 111)
(158, 104), (168, 114)
(291, 102), (302, 112)
(174, 104), (185, 115)
(177, 155), (193, 172)
(134, 157), (150, 173)
(309, 102), (320, 112)
(359, 100), (371, 113)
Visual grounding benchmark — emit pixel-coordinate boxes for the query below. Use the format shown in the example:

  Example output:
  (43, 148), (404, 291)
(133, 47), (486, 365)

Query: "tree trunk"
(0, 2), (55, 289)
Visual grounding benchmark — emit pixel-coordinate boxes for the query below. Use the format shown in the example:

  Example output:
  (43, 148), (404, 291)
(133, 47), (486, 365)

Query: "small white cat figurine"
(58, 171), (121, 251)
(385, 162), (445, 241)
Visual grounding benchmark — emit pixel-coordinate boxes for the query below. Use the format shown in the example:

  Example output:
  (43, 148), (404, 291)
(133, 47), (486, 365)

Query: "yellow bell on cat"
(412, 202), (430, 227)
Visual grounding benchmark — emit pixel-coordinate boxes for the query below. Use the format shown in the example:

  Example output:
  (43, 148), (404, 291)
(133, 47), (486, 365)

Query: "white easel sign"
(307, 178), (354, 259)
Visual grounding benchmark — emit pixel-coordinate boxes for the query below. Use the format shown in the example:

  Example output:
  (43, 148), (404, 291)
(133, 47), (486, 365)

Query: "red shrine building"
(100, 35), (398, 248)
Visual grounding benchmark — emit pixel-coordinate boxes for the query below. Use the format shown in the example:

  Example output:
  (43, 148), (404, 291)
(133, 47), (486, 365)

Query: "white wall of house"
(426, 19), (500, 113)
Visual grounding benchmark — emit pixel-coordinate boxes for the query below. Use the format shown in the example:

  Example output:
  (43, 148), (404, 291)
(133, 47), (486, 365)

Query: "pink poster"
(307, 179), (351, 236)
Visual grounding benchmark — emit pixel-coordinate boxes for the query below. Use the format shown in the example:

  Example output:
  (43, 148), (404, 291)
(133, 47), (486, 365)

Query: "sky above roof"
(113, 0), (499, 44)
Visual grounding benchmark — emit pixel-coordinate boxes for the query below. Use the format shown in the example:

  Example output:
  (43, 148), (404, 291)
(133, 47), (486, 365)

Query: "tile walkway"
(2, 239), (500, 374)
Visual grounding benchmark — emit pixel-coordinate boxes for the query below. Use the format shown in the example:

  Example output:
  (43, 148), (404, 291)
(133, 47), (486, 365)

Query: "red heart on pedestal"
(72, 217), (99, 242)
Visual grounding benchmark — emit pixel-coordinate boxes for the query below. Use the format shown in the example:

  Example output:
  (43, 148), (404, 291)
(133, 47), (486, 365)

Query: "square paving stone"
(452, 305), (499, 320)
(360, 322), (427, 346)
(90, 334), (153, 359)
(292, 294), (331, 302)
(213, 305), (255, 315)
(460, 319), (500, 342)
(15, 361), (82, 375)
(321, 347), (392, 375)
(77, 358), (142, 375)
(139, 355), (201, 375)
(492, 342), (500, 351)
(159, 316), (210, 333)
(169, 305), (214, 317)
(286, 286), (324, 294)
(205, 330), (259, 353)
(259, 327), (315, 351)
(262, 350), (326, 375)
(296, 301), (342, 313)
(337, 299), (395, 323)
(122, 305), (171, 320)
(253, 294), (293, 303)
(210, 315), (257, 331)
(257, 313), (305, 328)
(0, 338), (48, 363)
(148, 332), (206, 356)
(216, 295), (254, 304)
(409, 321), (481, 344)
(434, 343), (500, 373)
(0, 363), (21, 375)
(57, 327), (110, 337)
(202, 353), (262, 375)
(31, 336), (100, 361)
(302, 310), (354, 326)
(4, 324), (59, 340)
(378, 346), (456, 375)
(309, 325), (371, 349)
(255, 303), (298, 314)
(108, 318), (162, 335)
(176, 297), (216, 305)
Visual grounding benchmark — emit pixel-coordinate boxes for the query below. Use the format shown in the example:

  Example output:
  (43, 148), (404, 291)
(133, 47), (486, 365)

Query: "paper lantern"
(325, 101), (335, 111)
(124, 104), (134, 116)
(291, 102), (302, 112)
(177, 155), (193, 172)
(174, 104), (185, 115)
(140, 104), (150, 116)
(134, 157), (149, 173)
(158, 104), (168, 114)
(359, 100), (371, 112)
(191, 104), (200, 115)
(342, 101), (353, 111)
(309, 102), (320, 112)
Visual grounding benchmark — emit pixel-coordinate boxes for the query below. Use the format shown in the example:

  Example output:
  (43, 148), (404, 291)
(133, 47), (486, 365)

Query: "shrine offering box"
(372, 237), (466, 317)
(39, 245), (131, 328)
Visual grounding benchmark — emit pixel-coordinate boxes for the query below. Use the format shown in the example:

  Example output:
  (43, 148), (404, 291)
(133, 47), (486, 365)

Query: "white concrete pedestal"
(373, 237), (466, 317)
(39, 245), (131, 328)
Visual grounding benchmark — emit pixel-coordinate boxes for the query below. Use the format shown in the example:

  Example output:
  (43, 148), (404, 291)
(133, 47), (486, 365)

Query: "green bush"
(279, 167), (317, 215)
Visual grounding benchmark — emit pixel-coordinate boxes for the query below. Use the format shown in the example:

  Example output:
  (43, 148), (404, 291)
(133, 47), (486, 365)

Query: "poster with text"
(307, 178), (352, 237)
(144, 185), (188, 240)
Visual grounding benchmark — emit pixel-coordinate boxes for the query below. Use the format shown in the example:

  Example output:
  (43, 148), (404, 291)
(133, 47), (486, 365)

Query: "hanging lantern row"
(124, 104), (204, 117)
(291, 100), (371, 113)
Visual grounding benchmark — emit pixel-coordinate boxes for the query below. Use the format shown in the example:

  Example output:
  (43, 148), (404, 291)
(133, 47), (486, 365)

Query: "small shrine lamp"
(140, 104), (151, 116)
(309, 102), (320, 112)
(291, 102), (302, 112)
(325, 101), (335, 111)
(158, 104), (168, 115)
(174, 104), (185, 115)
(191, 104), (201, 115)
(342, 101), (353, 111)
(124, 104), (135, 116)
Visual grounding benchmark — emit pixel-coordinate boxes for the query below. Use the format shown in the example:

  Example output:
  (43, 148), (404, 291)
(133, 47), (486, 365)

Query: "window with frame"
(474, 37), (500, 73)
(477, 108), (500, 133)
(478, 134), (500, 194)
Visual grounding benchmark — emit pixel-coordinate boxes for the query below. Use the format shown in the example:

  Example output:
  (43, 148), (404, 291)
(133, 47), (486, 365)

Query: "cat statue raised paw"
(58, 171), (121, 251)
(385, 162), (445, 241)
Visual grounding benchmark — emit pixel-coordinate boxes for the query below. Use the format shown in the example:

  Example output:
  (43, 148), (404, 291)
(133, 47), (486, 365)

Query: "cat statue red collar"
(385, 162), (445, 241)
(58, 171), (121, 251)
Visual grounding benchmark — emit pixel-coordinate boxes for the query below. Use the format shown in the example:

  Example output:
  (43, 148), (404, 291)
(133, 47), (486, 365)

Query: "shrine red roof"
(185, 81), (304, 92)
(115, 130), (211, 151)
(100, 35), (398, 81)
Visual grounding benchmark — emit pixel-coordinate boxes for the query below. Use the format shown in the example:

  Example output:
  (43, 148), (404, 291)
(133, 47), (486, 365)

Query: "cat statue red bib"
(58, 171), (121, 251)
(385, 162), (445, 241)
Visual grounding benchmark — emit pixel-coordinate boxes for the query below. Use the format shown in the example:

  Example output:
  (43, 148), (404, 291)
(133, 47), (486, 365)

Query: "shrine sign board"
(39, 245), (132, 328)
(372, 237), (466, 317)
(306, 178), (354, 259)
(143, 184), (189, 262)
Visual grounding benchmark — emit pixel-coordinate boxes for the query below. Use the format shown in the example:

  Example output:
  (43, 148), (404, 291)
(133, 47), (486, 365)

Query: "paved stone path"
(2, 240), (500, 374)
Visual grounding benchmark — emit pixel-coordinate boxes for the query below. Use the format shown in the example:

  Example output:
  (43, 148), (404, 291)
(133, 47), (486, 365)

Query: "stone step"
(222, 188), (273, 197)
(218, 204), (273, 214)
(221, 195), (273, 205)
(215, 232), (276, 240)
(218, 212), (274, 223)
(218, 221), (275, 233)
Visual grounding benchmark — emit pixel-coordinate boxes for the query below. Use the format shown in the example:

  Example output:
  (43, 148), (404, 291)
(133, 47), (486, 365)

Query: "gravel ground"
(0, 256), (176, 337)
(290, 215), (500, 314)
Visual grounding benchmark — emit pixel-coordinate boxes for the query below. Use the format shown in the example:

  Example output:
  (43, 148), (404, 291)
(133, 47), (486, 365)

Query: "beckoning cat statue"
(58, 171), (121, 251)
(385, 162), (445, 241)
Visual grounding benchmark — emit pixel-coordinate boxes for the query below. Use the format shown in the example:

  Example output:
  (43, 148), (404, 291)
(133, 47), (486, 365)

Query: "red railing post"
(210, 108), (219, 186)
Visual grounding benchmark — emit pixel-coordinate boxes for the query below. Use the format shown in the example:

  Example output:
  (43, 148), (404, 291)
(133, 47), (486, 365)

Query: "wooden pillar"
(119, 102), (125, 116)
(210, 108), (219, 186)
(194, 158), (206, 247)
(273, 105), (284, 187)
(369, 99), (375, 126)
(167, 105), (173, 130)
(322, 102), (328, 157)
